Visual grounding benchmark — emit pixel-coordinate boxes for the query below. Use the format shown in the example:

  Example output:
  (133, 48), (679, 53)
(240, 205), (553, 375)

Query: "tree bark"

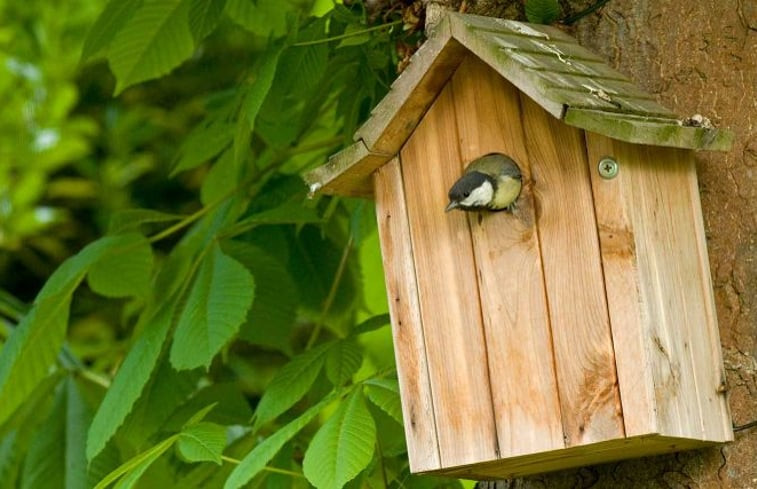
(423, 0), (757, 486)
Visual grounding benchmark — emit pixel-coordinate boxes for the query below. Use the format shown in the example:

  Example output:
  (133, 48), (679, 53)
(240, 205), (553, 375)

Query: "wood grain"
(373, 157), (441, 472)
(585, 134), (732, 442)
(519, 95), (625, 446)
(449, 57), (564, 457)
(400, 83), (499, 467)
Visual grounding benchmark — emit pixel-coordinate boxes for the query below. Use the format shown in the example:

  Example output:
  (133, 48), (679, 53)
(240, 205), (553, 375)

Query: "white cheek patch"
(460, 180), (494, 207)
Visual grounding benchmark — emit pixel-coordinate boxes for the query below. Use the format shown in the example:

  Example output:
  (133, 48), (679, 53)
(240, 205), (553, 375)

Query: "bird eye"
(463, 191), (470, 197)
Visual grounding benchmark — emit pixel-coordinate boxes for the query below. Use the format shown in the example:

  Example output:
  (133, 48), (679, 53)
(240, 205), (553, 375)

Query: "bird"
(445, 153), (522, 213)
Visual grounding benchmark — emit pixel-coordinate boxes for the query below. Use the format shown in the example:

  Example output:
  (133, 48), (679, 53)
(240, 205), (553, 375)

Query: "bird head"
(445, 171), (495, 212)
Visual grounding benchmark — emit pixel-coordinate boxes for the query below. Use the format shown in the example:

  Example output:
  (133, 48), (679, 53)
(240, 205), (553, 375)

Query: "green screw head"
(598, 157), (619, 179)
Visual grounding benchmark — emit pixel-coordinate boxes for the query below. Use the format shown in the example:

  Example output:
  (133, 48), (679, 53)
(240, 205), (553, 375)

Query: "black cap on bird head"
(445, 171), (495, 212)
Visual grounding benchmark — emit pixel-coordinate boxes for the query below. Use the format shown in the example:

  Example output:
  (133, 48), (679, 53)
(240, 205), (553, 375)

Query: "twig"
(293, 21), (402, 47)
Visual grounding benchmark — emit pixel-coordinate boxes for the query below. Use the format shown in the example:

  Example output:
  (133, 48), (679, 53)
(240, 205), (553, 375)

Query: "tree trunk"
(425, 0), (757, 486)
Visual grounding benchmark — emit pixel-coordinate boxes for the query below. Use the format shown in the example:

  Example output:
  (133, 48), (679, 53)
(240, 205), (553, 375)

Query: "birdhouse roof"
(305, 12), (733, 197)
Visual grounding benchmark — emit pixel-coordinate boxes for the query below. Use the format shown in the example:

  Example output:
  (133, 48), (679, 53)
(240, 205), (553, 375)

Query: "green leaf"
(188, 0), (227, 41)
(81, 0), (143, 62)
(20, 377), (91, 489)
(326, 340), (362, 387)
(87, 303), (175, 461)
(224, 395), (333, 489)
(201, 149), (239, 206)
(222, 241), (299, 354)
(353, 314), (390, 335)
(302, 390), (376, 489)
(177, 422), (227, 464)
(363, 378), (402, 425)
(172, 121), (235, 176)
(170, 243), (255, 370)
(525, 0), (561, 24)
(253, 343), (331, 429)
(93, 435), (179, 489)
(234, 47), (282, 163)
(224, 0), (292, 37)
(87, 233), (153, 298)
(183, 403), (218, 428)
(108, 0), (195, 94)
(108, 208), (185, 235)
(0, 236), (134, 427)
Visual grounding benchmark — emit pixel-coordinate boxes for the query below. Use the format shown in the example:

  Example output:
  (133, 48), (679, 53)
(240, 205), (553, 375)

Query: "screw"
(598, 157), (619, 179)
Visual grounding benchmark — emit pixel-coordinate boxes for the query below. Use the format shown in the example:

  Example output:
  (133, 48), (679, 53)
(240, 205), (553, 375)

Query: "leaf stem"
(306, 234), (354, 349)
(292, 20), (402, 47)
(562, 0), (612, 24)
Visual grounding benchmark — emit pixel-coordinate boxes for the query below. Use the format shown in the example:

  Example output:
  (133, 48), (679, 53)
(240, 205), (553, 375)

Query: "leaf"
(87, 303), (175, 461)
(0, 235), (135, 427)
(252, 343), (331, 429)
(221, 241), (299, 354)
(201, 149), (239, 206)
(108, 0), (196, 94)
(81, 0), (143, 62)
(224, 395), (333, 489)
(363, 378), (402, 425)
(183, 403), (218, 428)
(234, 47), (282, 163)
(172, 121), (235, 175)
(525, 0), (561, 24)
(224, 0), (292, 37)
(87, 233), (153, 298)
(170, 243), (255, 370)
(177, 422), (227, 464)
(93, 435), (179, 489)
(20, 377), (92, 489)
(326, 340), (362, 387)
(302, 390), (376, 489)
(188, 0), (227, 41)
(353, 314), (390, 336)
(108, 208), (185, 235)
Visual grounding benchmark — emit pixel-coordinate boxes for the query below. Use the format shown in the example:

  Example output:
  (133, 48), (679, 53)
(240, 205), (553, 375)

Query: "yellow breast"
(490, 176), (522, 209)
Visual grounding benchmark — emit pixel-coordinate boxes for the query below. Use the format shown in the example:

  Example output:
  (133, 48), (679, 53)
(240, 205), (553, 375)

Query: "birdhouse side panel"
(519, 94), (626, 445)
(373, 157), (441, 473)
(585, 134), (733, 442)
(449, 56), (565, 457)
(399, 83), (500, 468)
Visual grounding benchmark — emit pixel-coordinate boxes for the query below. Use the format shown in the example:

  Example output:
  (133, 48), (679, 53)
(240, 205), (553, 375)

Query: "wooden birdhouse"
(305, 13), (734, 479)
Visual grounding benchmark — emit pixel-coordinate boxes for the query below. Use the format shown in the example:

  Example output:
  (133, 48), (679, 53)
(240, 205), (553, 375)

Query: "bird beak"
(445, 201), (458, 212)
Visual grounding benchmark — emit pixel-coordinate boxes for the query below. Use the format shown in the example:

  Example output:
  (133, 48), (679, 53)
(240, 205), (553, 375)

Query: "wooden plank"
(449, 56), (564, 457)
(430, 434), (718, 480)
(400, 83), (499, 467)
(585, 134), (658, 437)
(304, 140), (390, 197)
(519, 95), (625, 446)
(566, 108), (733, 151)
(585, 136), (732, 441)
(373, 157), (441, 472)
(355, 15), (468, 154)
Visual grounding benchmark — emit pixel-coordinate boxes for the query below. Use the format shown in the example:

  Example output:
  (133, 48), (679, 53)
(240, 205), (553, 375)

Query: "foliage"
(0, 0), (472, 488)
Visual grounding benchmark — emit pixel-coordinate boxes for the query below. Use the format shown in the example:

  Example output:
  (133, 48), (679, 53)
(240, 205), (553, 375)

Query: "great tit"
(445, 153), (522, 212)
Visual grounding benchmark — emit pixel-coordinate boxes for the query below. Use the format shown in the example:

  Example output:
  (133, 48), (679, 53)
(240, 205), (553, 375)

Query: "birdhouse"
(305, 13), (734, 479)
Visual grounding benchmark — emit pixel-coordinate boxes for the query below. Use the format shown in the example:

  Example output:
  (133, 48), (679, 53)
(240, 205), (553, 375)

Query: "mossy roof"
(306, 12), (733, 197)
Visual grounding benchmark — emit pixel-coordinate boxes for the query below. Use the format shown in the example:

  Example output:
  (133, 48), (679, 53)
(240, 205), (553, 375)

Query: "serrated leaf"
(224, 395), (333, 489)
(525, 0), (561, 24)
(201, 149), (239, 206)
(172, 121), (234, 175)
(177, 422), (226, 464)
(188, 0), (227, 41)
(87, 303), (175, 461)
(0, 235), (136, 428)
(253, 343), (331, 429)
(81, 0), (143, 62)
(326, 340), (362, 387)
(170, 244), (255, 370)
(108, 0), (195, 94)
(224, 0), (291, 36)
(108, 208), (185, 235)
(363, 378), (402, 425)
(302, 390), (376, 489)
(221, 241), (298, 354)
(87, 233), (153, 298)
(234, 47), (282, 163)
(93, 435), (178, 489)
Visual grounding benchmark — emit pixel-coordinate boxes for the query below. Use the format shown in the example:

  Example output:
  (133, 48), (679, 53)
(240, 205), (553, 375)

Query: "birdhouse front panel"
(309, 12), (733, 480)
